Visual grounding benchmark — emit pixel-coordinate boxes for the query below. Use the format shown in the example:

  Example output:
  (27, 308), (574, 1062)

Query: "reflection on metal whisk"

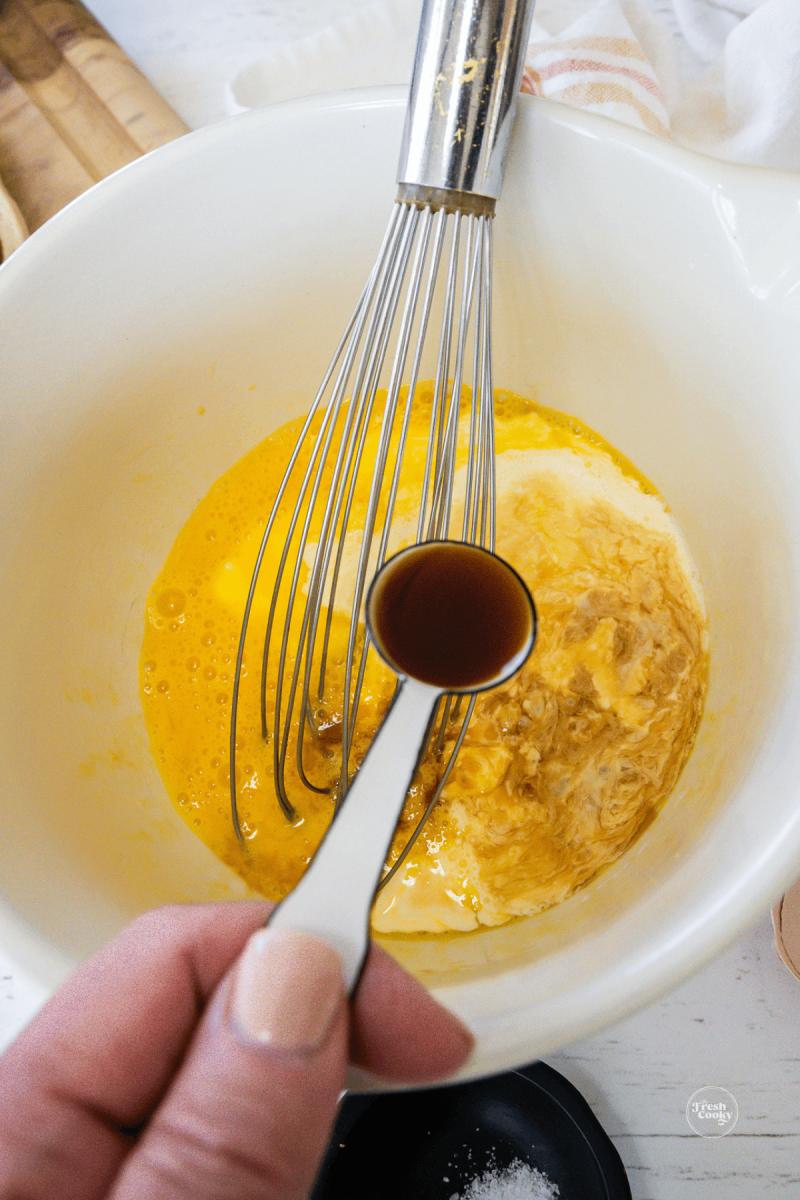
(230, 0), (536, 884)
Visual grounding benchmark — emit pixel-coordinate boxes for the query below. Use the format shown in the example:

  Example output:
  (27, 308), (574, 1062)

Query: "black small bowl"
(311, 1060), (632, 1198)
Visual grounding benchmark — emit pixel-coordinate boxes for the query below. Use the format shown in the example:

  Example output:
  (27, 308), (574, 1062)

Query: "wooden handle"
(0, 168), (27, 260)
(0, 0), (188, 237)
(0, 56), (94, 231)
(24, 0), (189, 152)
(0, 0), (142, 178)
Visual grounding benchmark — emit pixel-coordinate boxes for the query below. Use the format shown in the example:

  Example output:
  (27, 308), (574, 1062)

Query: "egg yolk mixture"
(140, 385), (707, 932)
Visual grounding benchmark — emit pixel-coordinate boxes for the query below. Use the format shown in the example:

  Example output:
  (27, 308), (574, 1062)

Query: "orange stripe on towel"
(553, 79), (670, 138)
(535, 57), (665, 105)
(547, 36), (651, 59)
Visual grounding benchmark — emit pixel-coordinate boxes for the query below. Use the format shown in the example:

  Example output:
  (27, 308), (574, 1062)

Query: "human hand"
(0, 901), (473, 1199)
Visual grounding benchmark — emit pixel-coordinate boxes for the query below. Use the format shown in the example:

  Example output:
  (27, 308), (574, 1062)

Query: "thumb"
(109, 927), (349, 1200)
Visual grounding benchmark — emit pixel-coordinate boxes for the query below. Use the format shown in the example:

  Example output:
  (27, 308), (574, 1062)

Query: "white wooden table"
(3, 1), (799, 1194)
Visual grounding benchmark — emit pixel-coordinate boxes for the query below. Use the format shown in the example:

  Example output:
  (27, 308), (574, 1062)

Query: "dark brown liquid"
(368, 541), (535, 691)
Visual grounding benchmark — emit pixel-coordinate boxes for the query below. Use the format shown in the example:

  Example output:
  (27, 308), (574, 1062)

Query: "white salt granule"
(448, 1158), (559, 1200)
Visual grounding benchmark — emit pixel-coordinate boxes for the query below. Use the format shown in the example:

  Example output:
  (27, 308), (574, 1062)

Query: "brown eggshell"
(773, 878), (800, 982)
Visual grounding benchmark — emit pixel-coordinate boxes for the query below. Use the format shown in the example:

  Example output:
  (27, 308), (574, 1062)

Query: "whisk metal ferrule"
(397, 0), (537, 201)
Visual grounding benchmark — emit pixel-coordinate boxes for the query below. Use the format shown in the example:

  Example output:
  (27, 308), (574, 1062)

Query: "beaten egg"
(140, 384), (707, 932)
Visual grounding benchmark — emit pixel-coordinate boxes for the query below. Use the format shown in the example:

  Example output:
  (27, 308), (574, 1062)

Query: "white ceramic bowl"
(2, 90), (800, 1080)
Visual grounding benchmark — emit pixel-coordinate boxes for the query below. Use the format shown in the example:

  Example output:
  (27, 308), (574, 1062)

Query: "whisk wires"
(230, 195), (496, 886)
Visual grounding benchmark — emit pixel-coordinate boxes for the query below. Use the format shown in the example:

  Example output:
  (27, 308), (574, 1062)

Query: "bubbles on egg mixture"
(155, 588), (186, 618)
(140, 383), (707, 926)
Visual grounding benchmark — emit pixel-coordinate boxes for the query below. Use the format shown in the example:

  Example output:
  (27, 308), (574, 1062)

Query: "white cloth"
(228, 0), (800, 170)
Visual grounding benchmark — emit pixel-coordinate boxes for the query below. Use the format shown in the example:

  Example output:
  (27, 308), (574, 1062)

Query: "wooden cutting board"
(0, 0), (189, 260)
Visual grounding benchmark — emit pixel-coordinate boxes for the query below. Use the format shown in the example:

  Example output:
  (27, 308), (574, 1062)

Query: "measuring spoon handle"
(267, 677), (441, 993)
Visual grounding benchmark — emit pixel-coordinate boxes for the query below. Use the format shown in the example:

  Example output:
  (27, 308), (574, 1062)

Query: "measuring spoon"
(267, 540), (536, 992)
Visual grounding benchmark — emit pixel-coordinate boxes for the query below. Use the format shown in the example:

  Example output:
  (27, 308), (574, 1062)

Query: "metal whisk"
(230, 0), (536, 875)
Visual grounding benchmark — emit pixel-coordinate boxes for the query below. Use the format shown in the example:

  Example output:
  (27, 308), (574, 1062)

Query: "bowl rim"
(2, 84), (799, 294)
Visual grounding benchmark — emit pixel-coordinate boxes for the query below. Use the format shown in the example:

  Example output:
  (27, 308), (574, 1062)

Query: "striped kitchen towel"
(521, 22), (670, 140)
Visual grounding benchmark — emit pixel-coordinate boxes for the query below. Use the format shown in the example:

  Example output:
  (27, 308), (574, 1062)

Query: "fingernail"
(230, 928), (345, 1051)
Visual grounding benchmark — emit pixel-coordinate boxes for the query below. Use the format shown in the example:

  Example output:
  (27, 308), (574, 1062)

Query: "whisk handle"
(266, 678), (440, 994)
(397, 0), (537, 201)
